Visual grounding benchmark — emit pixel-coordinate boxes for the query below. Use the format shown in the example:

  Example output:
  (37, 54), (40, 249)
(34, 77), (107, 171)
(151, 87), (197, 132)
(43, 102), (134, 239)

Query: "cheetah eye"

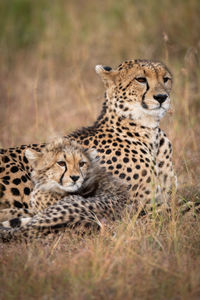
(79, 161), (86, 168)
(163, 77), (170, 83)
(57, 161), (66, 167)
(136, 77), (147, 84)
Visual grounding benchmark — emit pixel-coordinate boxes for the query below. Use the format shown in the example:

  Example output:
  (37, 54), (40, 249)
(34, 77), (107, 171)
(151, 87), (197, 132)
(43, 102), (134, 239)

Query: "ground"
(0, 0), (200, 299)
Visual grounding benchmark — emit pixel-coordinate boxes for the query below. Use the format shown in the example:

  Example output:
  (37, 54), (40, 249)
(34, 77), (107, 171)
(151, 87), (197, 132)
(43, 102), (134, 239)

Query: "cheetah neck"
(95, 97), (161, 129)
(71, 97), (161, 153)
(95, 99), (159, 134)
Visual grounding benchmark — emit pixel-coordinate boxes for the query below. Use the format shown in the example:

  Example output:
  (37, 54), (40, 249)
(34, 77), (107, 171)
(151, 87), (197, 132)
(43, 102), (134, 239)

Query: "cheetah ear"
(85, 148), (98, 162)
(95, 65), (118, 88)
(25, 149), (41, 167)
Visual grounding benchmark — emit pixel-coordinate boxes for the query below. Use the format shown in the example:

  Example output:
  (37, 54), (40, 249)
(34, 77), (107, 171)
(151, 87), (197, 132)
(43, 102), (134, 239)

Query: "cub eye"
(163, 77), (170, 83)
(57, 161), (66, 167)
(136, 77), (147, 84)
(79, 161), (86, 167)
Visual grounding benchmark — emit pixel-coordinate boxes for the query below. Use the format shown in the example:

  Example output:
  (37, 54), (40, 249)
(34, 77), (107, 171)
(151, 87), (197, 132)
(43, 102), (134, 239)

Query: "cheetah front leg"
(0, 207), (35, 222)
(0, 191), (127, 242)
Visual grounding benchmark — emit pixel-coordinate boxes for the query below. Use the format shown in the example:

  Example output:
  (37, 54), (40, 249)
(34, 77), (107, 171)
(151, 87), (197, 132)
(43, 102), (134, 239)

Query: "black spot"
(2, 156), (10, 163)
(85, 222), (92, 229)
(142, 170), (147, 177)
(133, 174), (139, 180)
(69, 216), (75, 222)
(146, 177), (151, 183)
(13, 178), (21, 185)
(112, 157), (117, 162)
(123, 157), (129, 163)
(141, 149), (147, 155)
(160, 138), (165, 147)
(0, 183), (6, 191)
(94, 140), (98, 146)
(132, 184), (138, 191)
(84, 140), (89, 146)
(132, 158), (137, 163)
(10, 218), (21, 228)
(11, 166), (19, 173)
(23, 156), (28, 164)
(134, 132), (140, 137)
(107, 160), (112, 164)
(116, 164), (122, 169)
(129, 122), (136, 126)
(106, 149), (111, 155)
(158, 161), (164, 168)
(11, 188), (20, 196)
(116, 138), (122, 142)
(23, 202), (29, 208)
(127, 132), (133, 137)
(0, 167), (5, 173)
(127, 167), (132, 173)
(24, 187), (31, 195)
(119, 173), (126, 179)
(21, 175), (27, 182)
(3, 180), (9, 185)
(10, 153), (16, 158)
(132, 150), (138, 155)
(115, 151), (121, 156)
(14, 200), (23, 208)
(136, 165), (140, 169)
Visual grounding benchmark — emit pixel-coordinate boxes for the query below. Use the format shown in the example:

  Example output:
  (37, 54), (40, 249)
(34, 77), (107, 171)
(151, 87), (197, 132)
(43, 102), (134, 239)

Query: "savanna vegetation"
(0, 0), (200, 299)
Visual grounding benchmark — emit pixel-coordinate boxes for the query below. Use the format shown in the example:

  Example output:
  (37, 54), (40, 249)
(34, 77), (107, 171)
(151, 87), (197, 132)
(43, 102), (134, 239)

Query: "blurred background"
(0, 0), (199, 187)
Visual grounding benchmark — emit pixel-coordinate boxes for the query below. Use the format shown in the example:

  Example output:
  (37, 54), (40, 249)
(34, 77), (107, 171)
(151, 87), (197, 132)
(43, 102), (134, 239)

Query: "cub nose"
(70, 175), (80, 182)
(153, 94), (168, 104)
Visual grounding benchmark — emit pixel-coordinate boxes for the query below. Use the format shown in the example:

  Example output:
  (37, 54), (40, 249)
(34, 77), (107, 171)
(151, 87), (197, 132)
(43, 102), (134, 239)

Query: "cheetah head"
(25, 138), (97, 195)
(96, 59), (172, 128)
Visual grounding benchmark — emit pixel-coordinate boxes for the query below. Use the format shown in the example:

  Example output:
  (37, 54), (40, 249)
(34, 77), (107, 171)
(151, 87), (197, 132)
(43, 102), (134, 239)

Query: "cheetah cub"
(0, 138), (97, 223)
(0, 138), (129, 242)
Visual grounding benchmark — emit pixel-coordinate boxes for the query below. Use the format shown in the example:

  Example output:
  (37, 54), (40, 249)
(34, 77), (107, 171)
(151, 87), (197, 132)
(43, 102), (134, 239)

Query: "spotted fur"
(0, 146), (129, 242)
(0, 59), (176, 223)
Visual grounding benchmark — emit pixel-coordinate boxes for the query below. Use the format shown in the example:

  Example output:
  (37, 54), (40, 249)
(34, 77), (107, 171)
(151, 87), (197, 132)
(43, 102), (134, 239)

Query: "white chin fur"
(39, 181), (82, 194)
(117, 101), (170, 128)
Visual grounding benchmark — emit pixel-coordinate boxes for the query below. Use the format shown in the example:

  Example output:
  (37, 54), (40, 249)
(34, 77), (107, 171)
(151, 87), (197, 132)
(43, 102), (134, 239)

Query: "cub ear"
(95, 65), (118, 88)
(25, 149), (41, 167)
(85, 148), (98, 162)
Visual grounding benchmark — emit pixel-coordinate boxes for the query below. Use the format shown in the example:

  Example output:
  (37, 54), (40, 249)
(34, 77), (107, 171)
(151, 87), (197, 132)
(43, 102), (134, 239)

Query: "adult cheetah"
(0, 59), (176, 220)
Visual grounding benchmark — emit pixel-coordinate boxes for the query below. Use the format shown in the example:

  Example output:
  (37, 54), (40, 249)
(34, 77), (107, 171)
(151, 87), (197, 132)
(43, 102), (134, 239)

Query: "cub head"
(96, 59), (172, 127)
(25, 138), (97, 195)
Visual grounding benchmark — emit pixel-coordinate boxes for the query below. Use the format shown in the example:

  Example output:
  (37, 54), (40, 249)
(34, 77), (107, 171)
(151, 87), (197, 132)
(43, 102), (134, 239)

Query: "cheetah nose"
(153, 94), (167, 104)
(70, 175), (80, 182)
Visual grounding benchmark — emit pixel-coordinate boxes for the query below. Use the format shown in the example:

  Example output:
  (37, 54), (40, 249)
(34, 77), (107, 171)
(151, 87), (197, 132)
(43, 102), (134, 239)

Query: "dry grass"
(0, 0), (200, 299)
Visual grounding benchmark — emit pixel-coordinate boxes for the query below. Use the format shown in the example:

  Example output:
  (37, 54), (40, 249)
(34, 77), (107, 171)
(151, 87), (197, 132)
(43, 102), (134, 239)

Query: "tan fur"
(0, 139), (129, 242)
(0, 59), (176, 223)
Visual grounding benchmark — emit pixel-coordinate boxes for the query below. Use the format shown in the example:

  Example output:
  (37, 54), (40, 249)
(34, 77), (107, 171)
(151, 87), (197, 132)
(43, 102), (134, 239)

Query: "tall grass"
(0, 0), (200, 299)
